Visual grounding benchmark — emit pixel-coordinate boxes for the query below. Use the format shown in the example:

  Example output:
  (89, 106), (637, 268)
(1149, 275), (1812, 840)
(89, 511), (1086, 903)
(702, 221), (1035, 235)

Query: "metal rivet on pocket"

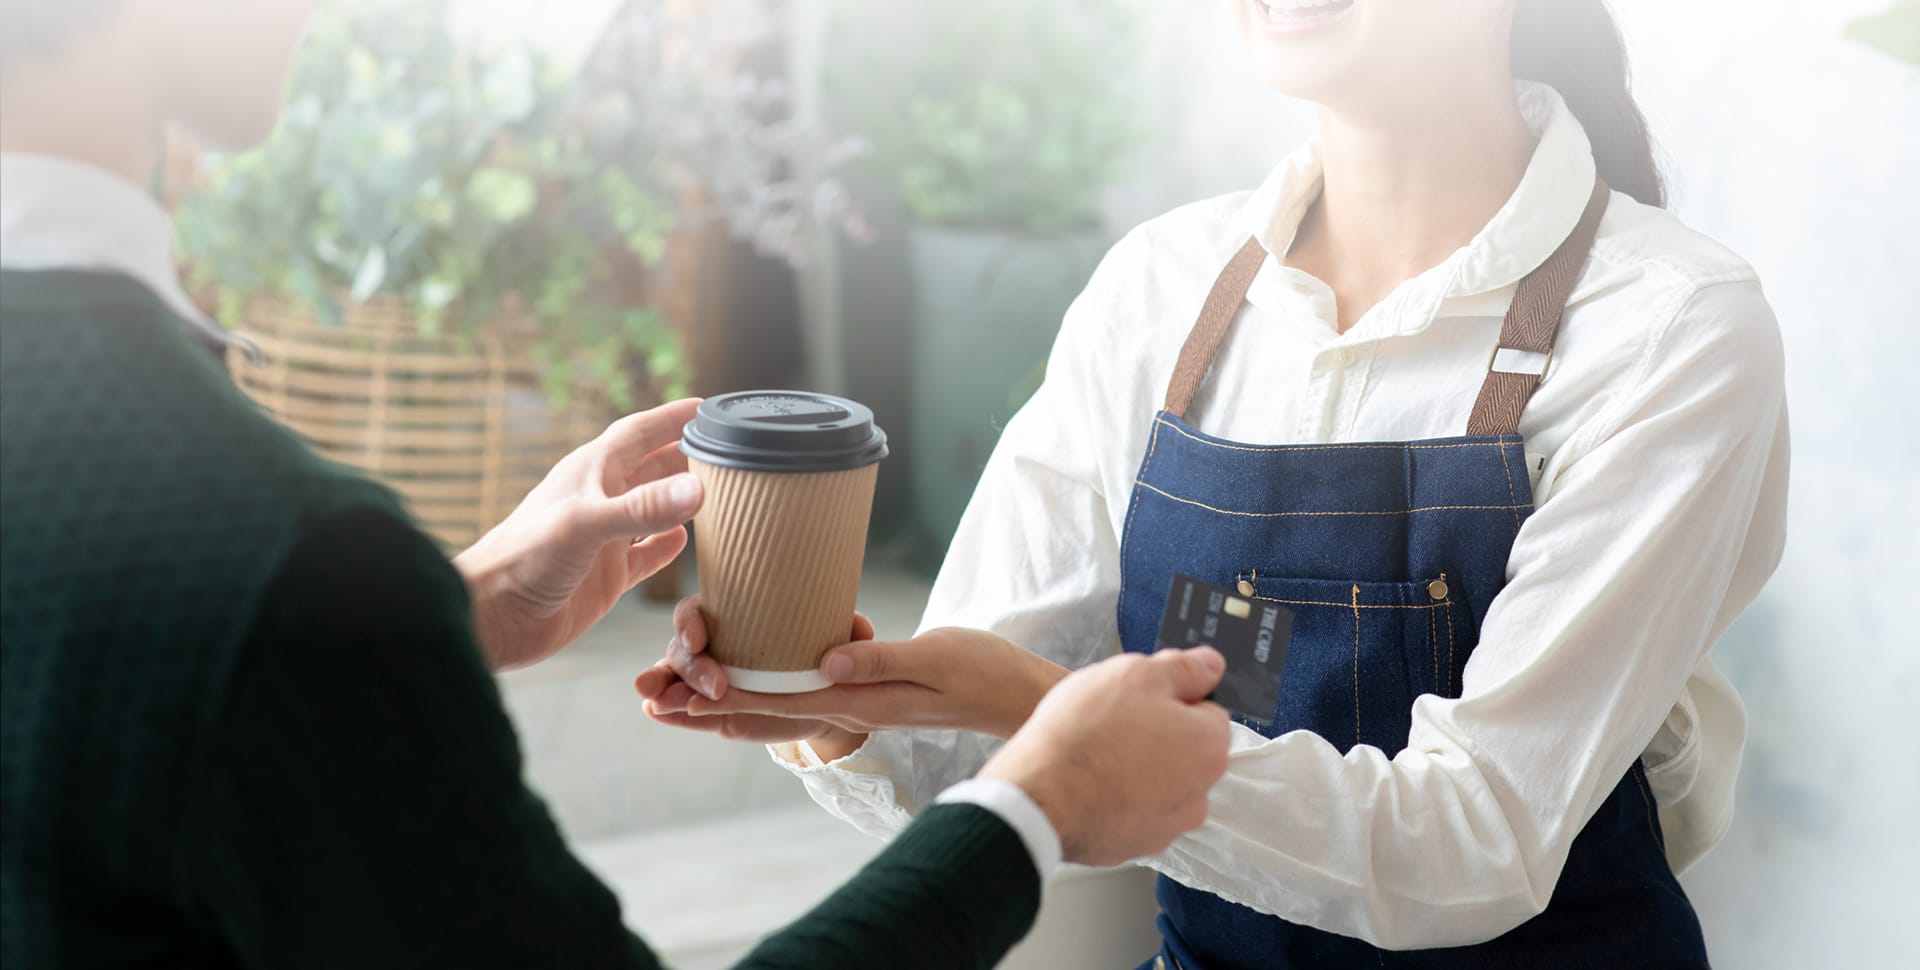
(1427, 578), (1450, 601)
(1237, 579), (1257, 597)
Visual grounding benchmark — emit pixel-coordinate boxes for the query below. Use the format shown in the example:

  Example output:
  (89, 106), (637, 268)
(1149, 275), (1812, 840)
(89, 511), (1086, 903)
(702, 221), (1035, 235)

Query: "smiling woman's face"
(1229, 0), (1516, 115)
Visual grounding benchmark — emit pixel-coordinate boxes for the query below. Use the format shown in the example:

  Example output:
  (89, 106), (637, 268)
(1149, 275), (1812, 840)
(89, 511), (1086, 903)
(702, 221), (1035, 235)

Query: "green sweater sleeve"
(194, 508), (1040, 969)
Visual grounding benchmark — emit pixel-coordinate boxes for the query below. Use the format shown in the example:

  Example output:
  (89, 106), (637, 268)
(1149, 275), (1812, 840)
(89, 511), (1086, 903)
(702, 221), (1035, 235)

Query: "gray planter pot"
(906, 225), (1105, 558)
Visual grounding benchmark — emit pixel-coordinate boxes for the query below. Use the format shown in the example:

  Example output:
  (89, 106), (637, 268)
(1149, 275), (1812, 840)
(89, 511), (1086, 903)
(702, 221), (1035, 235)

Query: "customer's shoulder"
(1, 271), (404, 534)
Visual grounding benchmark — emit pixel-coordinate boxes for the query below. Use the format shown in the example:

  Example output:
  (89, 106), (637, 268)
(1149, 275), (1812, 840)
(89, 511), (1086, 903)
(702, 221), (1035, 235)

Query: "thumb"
(585, 472), (703, 544)
(820, 638), (923, 685)
(1149, 647), (1226, 703)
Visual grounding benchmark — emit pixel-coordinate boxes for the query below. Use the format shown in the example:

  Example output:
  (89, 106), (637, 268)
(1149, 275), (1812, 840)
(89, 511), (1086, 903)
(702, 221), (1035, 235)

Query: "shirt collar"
(1235, 81), (1601, 338)
(0, 152), (258, 358)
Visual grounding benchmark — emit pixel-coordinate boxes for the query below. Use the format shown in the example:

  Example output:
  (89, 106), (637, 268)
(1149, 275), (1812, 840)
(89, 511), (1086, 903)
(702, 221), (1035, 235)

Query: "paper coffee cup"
(681, 391), (888, 693)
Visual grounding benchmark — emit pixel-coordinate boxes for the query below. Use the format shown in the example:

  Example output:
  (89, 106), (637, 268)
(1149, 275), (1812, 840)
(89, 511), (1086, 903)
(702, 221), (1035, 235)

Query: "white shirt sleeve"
(770, 261), (1784, 948)
(767, 234), (1137, 842)
(935, 779), (1064, 885)
(1137, 280), (1788, 947)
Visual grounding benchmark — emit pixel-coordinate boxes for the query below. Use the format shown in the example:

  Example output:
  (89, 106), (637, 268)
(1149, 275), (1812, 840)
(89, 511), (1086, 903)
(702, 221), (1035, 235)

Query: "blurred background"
(156, 0), (1917, 965)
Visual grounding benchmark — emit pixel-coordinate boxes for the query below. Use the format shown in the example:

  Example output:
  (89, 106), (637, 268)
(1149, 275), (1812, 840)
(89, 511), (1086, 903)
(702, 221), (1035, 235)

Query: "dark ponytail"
(1511, 0), (1665, 208)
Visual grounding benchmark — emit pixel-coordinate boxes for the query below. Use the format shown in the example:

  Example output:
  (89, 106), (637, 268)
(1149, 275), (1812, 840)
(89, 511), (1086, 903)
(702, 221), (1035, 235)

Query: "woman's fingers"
(850, 612), (876, 642)
(819, 638), (941, 686)
(684, 682), (927, 725)
(668, 633), (727, 700)
(634, 663), (676, 700)
(672, 596), (708, 653)
(663, 594), (728, 699)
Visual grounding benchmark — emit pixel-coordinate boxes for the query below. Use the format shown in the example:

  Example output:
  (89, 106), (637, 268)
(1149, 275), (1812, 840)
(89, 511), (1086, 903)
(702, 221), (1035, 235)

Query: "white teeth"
(1263, 0), (1348, 15)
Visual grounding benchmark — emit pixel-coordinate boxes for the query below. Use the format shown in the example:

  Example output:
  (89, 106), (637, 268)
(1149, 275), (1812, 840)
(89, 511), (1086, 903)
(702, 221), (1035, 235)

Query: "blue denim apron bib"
(1120, 180), (1709, 968)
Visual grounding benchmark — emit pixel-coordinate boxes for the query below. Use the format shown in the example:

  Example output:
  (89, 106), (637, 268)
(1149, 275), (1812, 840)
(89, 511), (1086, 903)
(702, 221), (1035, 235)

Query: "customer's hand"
(979, 648), (1231, 867)
(455, 398), (705, 671)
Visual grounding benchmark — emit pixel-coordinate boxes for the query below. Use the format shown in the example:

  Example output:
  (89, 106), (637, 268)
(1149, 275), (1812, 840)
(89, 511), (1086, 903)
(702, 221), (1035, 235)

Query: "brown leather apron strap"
(1163, 236), (1269, 419)
(1464, 178), (1613, 436)
(1163, 177), (1611, 432)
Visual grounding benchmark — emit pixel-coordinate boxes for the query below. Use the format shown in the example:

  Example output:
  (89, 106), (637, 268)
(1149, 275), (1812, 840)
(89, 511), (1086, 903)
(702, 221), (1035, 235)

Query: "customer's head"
(0, 0), (325, 151)
(1228, 0), (1663, 206)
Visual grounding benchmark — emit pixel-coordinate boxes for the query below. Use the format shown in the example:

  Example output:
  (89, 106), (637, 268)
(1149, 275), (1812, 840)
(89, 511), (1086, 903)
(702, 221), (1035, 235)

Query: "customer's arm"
(193, 507), (1059, 970)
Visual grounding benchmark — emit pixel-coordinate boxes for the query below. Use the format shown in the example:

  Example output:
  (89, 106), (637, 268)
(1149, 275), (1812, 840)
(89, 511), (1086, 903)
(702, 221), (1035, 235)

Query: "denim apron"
(1121, 180), (1709, 968)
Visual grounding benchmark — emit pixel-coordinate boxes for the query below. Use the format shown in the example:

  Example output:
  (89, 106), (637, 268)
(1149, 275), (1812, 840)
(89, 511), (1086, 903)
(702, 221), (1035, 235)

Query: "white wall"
(1105, 2), (1920, 964)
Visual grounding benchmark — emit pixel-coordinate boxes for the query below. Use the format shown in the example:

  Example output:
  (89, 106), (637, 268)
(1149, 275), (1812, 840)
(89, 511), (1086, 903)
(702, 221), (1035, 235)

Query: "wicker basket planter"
(227, 298), (608, 552)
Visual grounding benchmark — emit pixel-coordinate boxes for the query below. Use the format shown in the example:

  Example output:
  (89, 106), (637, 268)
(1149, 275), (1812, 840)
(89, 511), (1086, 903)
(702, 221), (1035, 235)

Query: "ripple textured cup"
(680, 391), (888, 693)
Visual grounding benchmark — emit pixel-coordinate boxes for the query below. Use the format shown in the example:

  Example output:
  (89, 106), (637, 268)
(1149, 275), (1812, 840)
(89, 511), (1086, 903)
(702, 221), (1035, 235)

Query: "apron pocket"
(1234, 573), (1458, 755)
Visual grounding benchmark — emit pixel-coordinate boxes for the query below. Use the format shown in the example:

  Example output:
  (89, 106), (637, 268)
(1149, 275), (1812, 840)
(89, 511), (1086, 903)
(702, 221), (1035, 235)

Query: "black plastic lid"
(680, 391), (889, 473)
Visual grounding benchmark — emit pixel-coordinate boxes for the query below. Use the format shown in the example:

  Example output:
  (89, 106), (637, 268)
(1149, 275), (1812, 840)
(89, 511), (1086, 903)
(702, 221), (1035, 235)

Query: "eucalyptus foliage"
(177, 0), (845, 408)
(823, 0), (1147, 234)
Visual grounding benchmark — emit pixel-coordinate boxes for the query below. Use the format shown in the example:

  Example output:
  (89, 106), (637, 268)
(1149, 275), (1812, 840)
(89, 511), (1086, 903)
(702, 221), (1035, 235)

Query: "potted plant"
(821, 0), (1147, 556)
(176, 0), (860, 552)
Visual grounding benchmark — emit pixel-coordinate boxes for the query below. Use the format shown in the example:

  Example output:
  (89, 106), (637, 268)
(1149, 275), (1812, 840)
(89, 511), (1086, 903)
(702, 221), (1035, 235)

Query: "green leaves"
(174, 0), (685, 411)
(466, 168), (538, 224)
(826, 0), (1148, 233)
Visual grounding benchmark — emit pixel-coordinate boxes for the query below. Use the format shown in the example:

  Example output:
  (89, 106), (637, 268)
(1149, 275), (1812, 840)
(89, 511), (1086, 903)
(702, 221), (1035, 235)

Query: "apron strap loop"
(1163, 236), (1268, 419)
(1465, 178), (1613, 436)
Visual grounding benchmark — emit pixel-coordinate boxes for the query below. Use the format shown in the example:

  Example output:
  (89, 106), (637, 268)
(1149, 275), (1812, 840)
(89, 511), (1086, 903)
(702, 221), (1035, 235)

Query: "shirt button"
(1334, 350), (1354, 367)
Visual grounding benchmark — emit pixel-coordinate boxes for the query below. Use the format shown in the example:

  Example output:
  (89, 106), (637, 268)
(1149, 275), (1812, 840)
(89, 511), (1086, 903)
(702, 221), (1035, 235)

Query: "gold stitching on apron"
(1154, 418), (1515, 454)
(1444, 595), (1456, 696)
(1135, 481), (1531, 518)
(1352, 584), (1363, 748)
(1429, 599), (1439, 693)
(1496, 442), (1525, 532)
(1252, 595), (1448, 611)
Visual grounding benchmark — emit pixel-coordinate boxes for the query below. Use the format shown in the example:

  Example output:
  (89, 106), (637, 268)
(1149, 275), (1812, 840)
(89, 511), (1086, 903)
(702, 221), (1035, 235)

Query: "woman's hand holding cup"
(635, 595), (868, 749)
(636, 599), (1070, 751)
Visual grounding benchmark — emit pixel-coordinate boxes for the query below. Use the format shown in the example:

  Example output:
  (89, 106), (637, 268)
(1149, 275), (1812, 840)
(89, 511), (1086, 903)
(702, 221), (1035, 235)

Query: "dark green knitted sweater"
(0, 270), (1040, 969)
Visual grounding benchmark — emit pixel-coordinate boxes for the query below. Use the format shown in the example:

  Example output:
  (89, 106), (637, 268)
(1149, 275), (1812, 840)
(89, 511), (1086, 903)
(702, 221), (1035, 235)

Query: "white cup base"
(721, 665), (832, 694)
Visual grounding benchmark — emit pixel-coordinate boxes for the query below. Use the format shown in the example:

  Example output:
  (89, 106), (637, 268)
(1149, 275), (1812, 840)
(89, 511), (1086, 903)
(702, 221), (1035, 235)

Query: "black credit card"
(1155, 574), (1293, 725)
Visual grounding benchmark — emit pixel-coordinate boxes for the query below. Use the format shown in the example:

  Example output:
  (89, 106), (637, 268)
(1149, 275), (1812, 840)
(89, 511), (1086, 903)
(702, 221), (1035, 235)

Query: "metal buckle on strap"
(1489, 345), (1552, 378)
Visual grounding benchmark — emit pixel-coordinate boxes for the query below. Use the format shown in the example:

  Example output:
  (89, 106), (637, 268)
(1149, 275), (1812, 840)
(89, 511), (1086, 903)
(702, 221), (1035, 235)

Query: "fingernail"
(668, 473), (702, 507)
(823, 653), (854, 683)
(1195, 648), (1225, 674)
(698, 672), (723, 700)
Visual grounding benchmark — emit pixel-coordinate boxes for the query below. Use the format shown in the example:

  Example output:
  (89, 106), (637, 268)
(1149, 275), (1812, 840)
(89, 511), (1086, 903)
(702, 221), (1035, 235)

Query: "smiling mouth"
(1253, 0), (1357, 27)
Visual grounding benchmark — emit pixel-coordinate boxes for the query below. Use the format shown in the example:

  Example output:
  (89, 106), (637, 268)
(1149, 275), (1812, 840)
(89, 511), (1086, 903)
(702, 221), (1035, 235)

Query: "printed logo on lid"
(720, 393), (852, 425)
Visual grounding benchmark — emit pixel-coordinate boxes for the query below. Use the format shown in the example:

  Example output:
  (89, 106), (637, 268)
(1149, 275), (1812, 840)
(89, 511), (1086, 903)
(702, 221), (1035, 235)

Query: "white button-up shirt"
(778, 83), (1789, 948)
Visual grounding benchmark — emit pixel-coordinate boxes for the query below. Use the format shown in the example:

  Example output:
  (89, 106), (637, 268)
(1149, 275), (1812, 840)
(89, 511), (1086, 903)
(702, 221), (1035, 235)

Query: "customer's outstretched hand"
(980, 648), (1232, 867)
(456, 398), (704, 671)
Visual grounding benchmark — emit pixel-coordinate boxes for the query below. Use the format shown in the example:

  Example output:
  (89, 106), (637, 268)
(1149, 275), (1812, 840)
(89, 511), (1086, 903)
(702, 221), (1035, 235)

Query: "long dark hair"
(1511, 0), (1665, 207)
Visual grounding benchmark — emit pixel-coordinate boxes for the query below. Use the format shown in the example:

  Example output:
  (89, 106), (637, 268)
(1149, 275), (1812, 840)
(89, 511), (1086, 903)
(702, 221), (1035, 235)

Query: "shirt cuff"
(935, 778), (1063, 885)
